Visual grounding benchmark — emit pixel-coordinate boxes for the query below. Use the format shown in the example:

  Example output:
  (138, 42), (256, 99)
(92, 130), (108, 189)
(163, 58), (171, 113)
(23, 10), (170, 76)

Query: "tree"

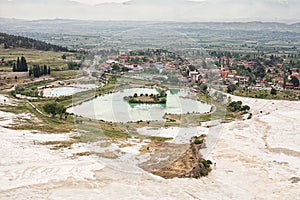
(14, 56), (28, 72)
(112, 64), (120, 71)
(56, 104), (66, 119)
(253, 65), (266, 78)
(228, 101), (250, 112)
(228, 101), (242, 112)
(241, 105), (250, 111)
(188, 65), (196, 71)
(200, 83), (208, 93)
(33, 65), (41, 77)
(43, 102), (57, 118)
(159, 97), (167, 103)
(0, 32), (68, 51)
(67, 62), (80, 70)
(290, 76), (299, 87)
(43, 102), (66, 119)
(30, 64), (50, 78)
(15, 85), (25, 93)
(157, 89), (167, 97)
(16, 57), (20, 71)
(270, 88), (277, 96)
(122, 67), (129, 72)
(65, 113), (69, 121)
(227, 84), (236, 94)
(43, 64), (48, 75)
(142, 56), (149, 62)
(283, 74), (288, 89)
(20, 56), (28, 71)
(12, 63), (16, 72)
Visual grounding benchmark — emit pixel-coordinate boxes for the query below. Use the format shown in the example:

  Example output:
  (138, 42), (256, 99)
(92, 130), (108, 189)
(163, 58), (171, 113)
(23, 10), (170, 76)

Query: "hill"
(0, 32), (68, 52)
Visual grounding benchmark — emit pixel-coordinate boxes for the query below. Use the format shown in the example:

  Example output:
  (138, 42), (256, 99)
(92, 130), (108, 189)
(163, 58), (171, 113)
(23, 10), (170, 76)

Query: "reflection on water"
(68, 88), (211, 123)
(129, 103), (167, 109)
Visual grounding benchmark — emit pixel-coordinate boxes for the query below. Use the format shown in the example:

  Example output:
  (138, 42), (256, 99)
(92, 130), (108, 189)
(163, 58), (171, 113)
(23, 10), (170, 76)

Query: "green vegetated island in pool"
(67, 88), (212, 123)
(123, 89), (167, 104)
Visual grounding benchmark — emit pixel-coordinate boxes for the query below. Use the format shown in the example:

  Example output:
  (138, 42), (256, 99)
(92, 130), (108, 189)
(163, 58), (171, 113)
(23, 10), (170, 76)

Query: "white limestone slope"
(0, 94), (299, 199)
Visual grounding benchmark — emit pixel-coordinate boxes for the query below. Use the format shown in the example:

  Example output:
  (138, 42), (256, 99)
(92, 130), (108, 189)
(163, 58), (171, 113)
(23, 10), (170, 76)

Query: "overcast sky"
(72, 0), (204, 5)
(0, 0), (299, 22)
(73, 0), (128, 4)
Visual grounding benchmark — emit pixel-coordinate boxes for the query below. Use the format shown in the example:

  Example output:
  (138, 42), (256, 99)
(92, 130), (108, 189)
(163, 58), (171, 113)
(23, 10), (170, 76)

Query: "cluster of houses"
(98, 53), (194, 84)
(207, 56), (300, 91)
(96, 50), (300, 91)
(99, 56), (144, 72)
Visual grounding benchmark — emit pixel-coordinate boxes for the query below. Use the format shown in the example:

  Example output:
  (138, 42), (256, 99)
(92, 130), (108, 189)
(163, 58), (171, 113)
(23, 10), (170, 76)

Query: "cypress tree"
(13, 63), (16, 72)
(20, 56), (25, 71)
(43, 64), (48, 75)
(33, 64), (41, 77)
(14, 56), (28, 72)
(22, 56), (28, 71)
(16, 57), (20, 72)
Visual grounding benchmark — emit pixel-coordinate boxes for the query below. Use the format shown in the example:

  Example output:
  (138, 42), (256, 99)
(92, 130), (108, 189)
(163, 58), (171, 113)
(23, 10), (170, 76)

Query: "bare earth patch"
(139, 136), (210, 179)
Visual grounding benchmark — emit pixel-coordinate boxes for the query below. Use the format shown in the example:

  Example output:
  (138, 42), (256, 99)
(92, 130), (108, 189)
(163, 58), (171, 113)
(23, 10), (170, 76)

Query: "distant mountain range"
(1, 18), (299, 50)
(1, 18), (300, 37)
(0, 0), (299, 22)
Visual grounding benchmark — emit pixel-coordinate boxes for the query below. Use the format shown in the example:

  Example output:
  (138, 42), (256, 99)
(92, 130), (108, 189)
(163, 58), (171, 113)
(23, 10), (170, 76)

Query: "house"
(106, 60), (119, 64)
(285, 82), (294, 89)
(189, 71), (201, 82)
(220, 71), (229, 78)
(273, 77), (283, 83)
(235, 76), (250, 83)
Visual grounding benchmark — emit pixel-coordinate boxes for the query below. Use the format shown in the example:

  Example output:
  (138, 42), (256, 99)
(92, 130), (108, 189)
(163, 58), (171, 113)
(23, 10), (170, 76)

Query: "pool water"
(68, 88), (211, 123)
(48, 87), (77, 97)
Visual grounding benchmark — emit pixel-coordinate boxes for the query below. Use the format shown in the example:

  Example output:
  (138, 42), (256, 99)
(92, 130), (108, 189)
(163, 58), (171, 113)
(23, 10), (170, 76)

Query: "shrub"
(241, 105), (250, 111)
(159, 97), (167, 103)
(228, 101), (250, 112)
(201, 159), (212, 168)
(194, 138), (204, 145)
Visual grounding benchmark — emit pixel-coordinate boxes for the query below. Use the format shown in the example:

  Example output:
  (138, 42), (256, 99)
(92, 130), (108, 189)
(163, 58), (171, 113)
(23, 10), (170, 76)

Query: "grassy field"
(234, 89), (300, 101)
(0, 99), (75, 133)
(0, 47), (77, 70)
(51, 70), (80, 78)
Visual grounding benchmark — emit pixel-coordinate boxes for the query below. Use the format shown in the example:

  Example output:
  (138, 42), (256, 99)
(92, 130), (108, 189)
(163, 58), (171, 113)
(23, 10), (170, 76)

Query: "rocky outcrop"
(140, 135), (212, 179)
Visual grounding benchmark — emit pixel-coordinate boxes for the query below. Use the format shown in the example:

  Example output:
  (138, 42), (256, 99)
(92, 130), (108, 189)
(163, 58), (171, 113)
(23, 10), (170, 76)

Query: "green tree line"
(12, 56), (28, 72)
(29, 64), (51, 78)
(0, 32), (68, 52)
